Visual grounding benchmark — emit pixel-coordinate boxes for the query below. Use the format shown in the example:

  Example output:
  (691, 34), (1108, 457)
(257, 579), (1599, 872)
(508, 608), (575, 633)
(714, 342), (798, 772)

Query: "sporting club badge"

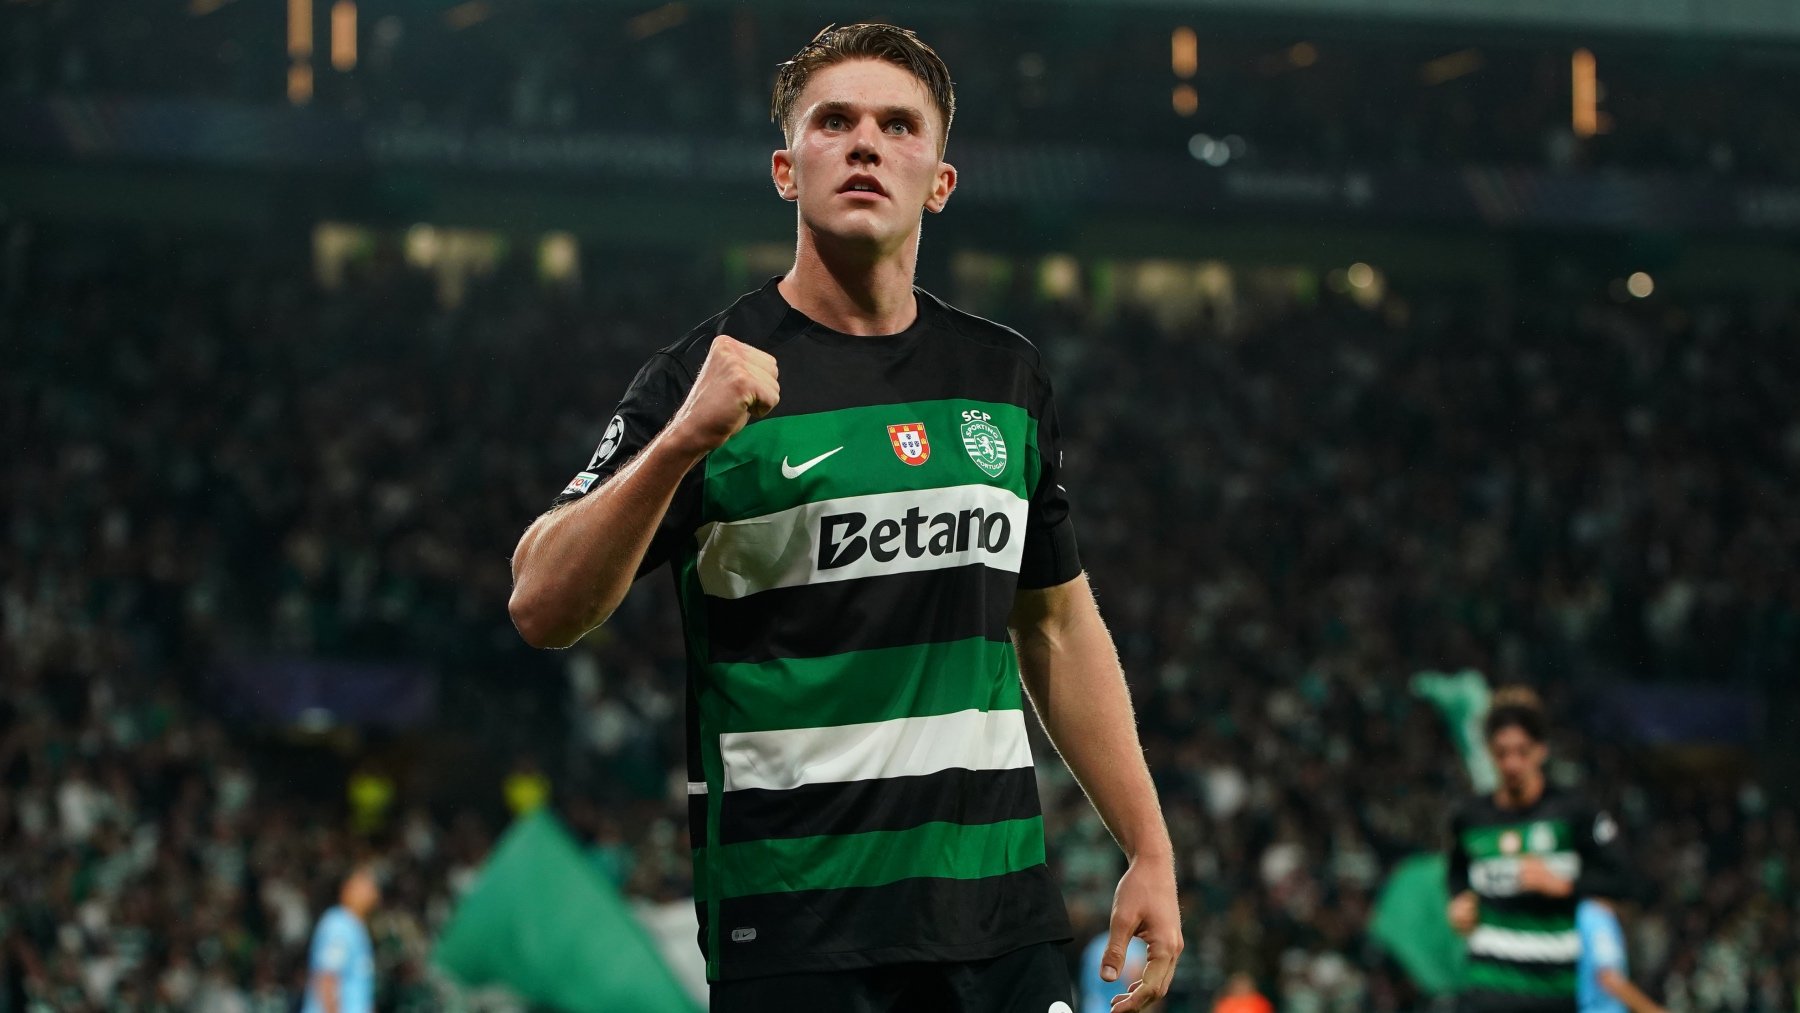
(1529, 821), (1557, 853)
(887, 423), (930, 466)
(959, 408), (1008, 478)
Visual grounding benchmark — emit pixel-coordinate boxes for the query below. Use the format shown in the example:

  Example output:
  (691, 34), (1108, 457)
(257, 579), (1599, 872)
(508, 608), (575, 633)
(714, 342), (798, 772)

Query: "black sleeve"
(1446, 808), (1471, 895)
(548, 351), (701, 577)
(1573, 804), (1633, 902)
(1016, 371), (1082, 589)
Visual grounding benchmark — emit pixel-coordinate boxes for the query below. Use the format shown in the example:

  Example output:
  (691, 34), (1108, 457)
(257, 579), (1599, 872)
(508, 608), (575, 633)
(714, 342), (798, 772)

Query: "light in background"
(1171, 26), (1198, 79)
(331, 0), (357, 71)
(1172, 84), (1198, 116)
(288, 0), (312, 104)
(539, 233), (580, 285)
(1572, 48), (1599, 137)
(1420, 49), (1484, 86)
(627, 3), (690, 41)
(287, 0), (312, 56)
(1039, 255), (1081, 301)
(444, 1), (491, 30)
(288, 64), (313, 104)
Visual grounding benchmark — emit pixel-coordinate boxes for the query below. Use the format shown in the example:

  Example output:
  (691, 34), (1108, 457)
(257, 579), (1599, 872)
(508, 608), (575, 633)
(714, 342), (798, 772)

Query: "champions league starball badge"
(590, 414), (625, 469)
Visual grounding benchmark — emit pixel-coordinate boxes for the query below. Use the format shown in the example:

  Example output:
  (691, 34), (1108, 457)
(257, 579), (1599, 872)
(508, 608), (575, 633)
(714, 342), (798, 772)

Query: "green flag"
(432, 810), (700, 1013)
(1412, 668), (1495, 793)
(1369, 853), (1467, 995)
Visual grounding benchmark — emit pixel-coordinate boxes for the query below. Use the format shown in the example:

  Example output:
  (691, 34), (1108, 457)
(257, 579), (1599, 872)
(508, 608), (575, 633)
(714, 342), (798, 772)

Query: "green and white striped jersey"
(1447, 788), (1629, 1013)
(553, 279), (1080, 981)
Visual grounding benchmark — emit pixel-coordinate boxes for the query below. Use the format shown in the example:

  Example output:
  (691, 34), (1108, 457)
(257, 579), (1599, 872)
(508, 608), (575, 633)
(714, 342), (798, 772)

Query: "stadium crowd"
(5, 3), (1800, 182)
(3, 222), (1798, 1011)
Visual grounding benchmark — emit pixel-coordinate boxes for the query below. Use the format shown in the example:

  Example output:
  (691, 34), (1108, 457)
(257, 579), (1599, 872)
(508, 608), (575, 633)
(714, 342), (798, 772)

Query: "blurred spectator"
(1212, 972), (1274, 1013)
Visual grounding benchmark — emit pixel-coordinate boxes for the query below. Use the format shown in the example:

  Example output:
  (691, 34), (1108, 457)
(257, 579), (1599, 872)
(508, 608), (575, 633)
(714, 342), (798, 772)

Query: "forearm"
(509, 431), (703, 648)
(315, 974), (341, 1013)
(1012, 576), (1170, 861)
(1601, 970), (1666, 1013)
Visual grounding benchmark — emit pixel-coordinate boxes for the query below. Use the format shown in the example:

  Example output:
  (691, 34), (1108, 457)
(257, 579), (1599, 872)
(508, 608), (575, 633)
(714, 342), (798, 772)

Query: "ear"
(924, 160), (957, 214)
(772, 148), (798, 203)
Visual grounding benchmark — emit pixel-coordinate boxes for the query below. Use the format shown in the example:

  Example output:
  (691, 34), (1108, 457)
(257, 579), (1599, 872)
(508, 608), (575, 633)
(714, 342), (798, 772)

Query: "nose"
(848, 119), (882, 166)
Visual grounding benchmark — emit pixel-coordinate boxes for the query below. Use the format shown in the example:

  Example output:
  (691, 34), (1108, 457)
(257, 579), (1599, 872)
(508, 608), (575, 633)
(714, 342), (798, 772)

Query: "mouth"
(838, 175), (888, 201)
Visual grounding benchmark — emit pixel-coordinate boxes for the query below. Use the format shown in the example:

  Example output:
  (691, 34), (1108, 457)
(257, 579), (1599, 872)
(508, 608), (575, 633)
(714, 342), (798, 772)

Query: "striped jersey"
(553, 279), (1079, 981)
(1447, 788), (1629, 1013)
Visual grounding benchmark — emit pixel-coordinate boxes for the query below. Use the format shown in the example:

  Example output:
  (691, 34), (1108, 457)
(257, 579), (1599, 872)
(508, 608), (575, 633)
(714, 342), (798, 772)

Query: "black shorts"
(711, 941), (1075, 1013)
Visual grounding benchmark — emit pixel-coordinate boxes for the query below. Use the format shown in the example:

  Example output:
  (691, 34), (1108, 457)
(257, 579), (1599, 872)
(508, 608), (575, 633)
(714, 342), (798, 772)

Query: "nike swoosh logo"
(780, 446), (843, 479)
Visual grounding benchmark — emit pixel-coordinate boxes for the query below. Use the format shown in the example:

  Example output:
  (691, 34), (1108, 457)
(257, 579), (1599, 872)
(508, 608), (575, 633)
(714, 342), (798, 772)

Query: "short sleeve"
(1016, 373), (1082, 589)
(311, 916), (350, 974)
(1580, 901), (1627, 971)
(1574, 805), (1633, 902)
(548, 351), (702, 576)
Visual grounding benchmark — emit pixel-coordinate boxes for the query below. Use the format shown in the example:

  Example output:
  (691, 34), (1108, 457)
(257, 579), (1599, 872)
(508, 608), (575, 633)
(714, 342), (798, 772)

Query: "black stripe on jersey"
(711, 866), (1070, 981)
(703, 564), (1015, 665)
(718, 766), (1041, 846)
(1460, 988), (1577, 1013)
(668, 286), (1051, 422)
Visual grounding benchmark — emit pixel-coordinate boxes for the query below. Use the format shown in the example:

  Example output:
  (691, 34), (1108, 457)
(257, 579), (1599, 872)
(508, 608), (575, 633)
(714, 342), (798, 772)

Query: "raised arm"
(508, 336), (778, 648)
(1010, 574), (1181, 1012)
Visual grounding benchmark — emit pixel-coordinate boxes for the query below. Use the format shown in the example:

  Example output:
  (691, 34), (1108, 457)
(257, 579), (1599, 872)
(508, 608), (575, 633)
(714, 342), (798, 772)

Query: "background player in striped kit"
(508, 23), (1182, 1013)
(1447, 688), (1631, 1013)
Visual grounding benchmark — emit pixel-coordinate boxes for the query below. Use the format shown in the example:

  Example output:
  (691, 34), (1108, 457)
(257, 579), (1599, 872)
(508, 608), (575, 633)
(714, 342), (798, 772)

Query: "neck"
(1495, 774), (1545, 810)
(778, 222), (920, 335)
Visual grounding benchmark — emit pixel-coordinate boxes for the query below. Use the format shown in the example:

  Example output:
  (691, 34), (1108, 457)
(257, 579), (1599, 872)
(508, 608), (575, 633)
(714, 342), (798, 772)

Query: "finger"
(743, 344), (779, 376)
(1110, 980), (1157, 1012)
(1100, 910), (1138, 982)
(1130, 945), (1175, 1000)
(742, 362), (779, 394)
(746, 376), (780, 417)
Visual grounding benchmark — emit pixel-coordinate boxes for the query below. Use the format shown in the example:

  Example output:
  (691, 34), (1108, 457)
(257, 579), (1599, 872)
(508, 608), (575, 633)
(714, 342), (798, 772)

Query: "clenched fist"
(667, 335), (781, 455)
(1448, 890), (1479, 936)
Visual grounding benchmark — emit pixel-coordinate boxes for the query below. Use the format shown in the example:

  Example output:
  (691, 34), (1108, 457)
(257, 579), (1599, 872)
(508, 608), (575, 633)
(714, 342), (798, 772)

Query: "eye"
(823, 113), (848, 130)
(886, 120), (912, 135)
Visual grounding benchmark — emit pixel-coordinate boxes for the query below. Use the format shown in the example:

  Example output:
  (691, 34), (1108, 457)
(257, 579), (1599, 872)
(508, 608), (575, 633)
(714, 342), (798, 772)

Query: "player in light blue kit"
(302, 866), (381, 1013)
(1576, 899), (1665, 1013)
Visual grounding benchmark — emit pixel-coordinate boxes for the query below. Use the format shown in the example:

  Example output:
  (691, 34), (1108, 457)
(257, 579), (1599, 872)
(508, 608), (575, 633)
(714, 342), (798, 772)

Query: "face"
(773, 59), (956, 253)
(345, 870), (381, 914)
(1488, 726), (1547, 795)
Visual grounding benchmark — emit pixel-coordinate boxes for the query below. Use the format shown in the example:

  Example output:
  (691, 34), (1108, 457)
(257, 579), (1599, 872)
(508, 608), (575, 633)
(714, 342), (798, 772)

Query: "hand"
(1517, 858), (1573, 898)
(1447, 891), (1479, 935)
(1104, 853), (1183, 1012)
(667, 335), (780, 455)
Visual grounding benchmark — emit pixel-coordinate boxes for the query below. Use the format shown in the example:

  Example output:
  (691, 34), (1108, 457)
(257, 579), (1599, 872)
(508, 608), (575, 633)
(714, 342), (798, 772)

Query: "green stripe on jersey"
(702, 816), (1046, 898)
(710, 636), (1024, 734)
(704, 399), (1040, 522)
(1466, 960), (1577, 996)
(1462, 820), (1573, 859)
